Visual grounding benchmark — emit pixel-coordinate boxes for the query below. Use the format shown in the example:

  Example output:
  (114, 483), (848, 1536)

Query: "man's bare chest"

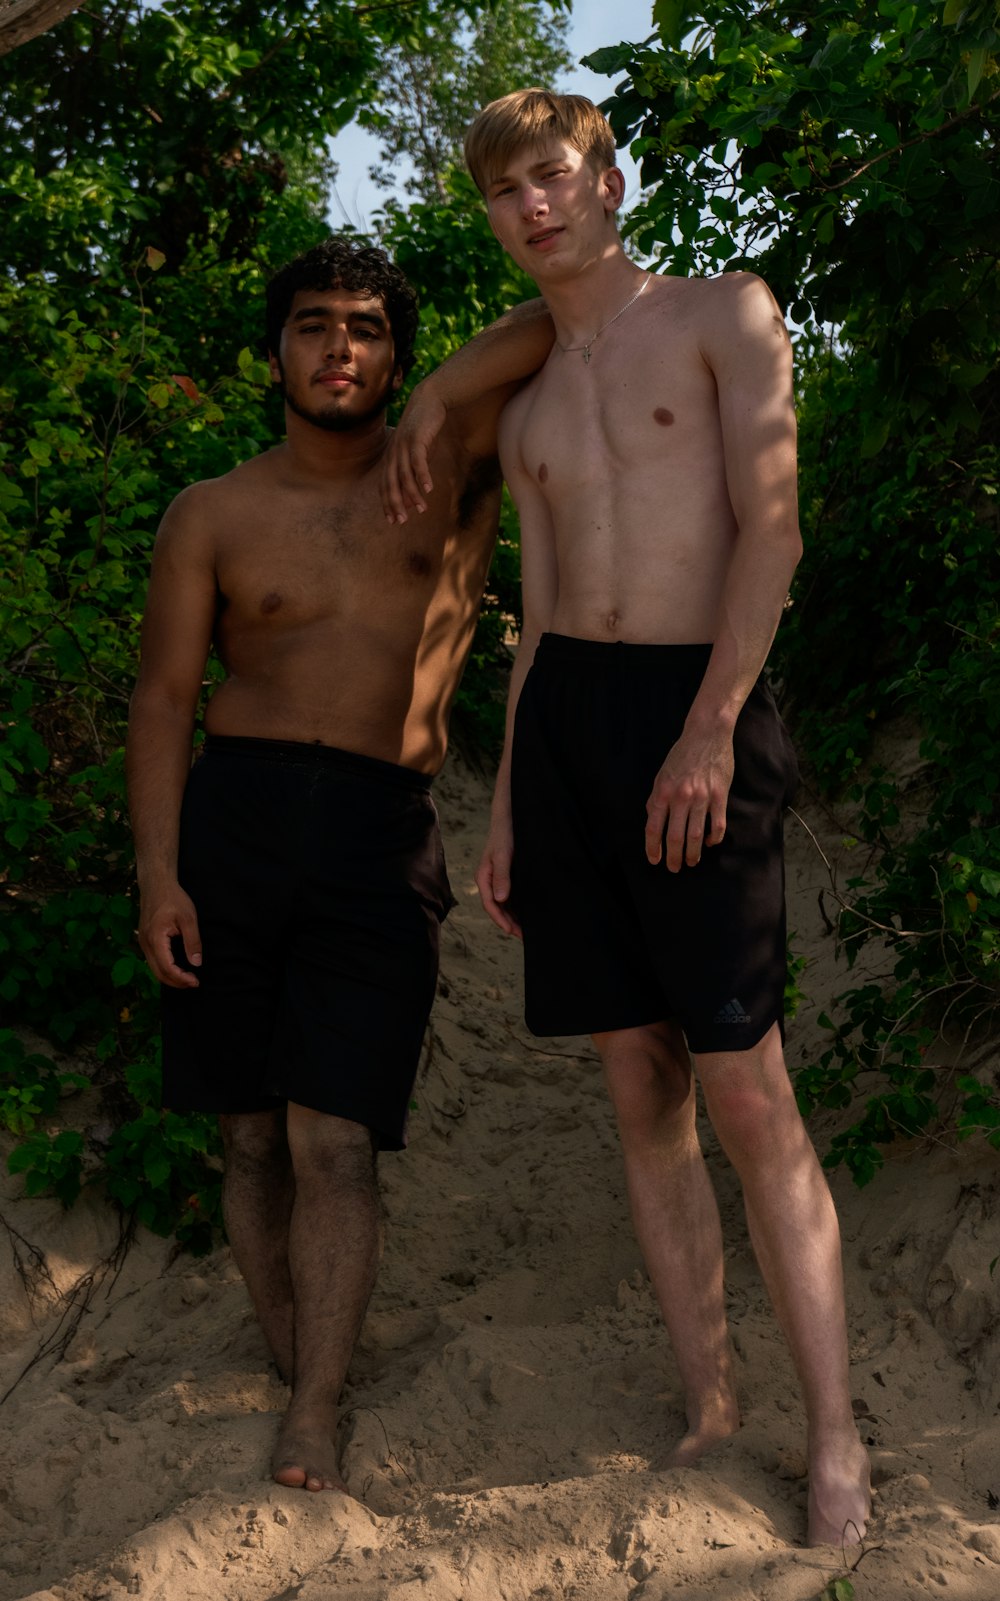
(518, 342), (721, 495)
(214, 493), (447, 627)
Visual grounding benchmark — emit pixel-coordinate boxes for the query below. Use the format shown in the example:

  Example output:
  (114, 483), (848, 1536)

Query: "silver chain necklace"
(555, 274), (652, 364)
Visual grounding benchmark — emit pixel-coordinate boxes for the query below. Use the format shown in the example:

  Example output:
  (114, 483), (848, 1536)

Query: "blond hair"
(464, 88), (617, 196)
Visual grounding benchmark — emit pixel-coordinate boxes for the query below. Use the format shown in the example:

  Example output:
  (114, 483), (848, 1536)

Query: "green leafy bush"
(0, 244), (292, 1243)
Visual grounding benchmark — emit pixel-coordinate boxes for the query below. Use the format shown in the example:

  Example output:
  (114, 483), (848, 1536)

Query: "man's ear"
(602, 166), (626, 214)
(267, 349), (282, 384)
(392, 366), (404, 394)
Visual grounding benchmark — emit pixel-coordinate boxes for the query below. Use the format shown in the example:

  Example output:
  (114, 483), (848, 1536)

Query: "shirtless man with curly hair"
(128, 237), (551, 1494)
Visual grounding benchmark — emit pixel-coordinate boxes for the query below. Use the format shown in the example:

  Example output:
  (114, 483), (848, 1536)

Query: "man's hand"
(138, 883), (203, 987)
(475, 816), (522, 938)
(645, 727), (735, 871)
(382, 382), (448, 524)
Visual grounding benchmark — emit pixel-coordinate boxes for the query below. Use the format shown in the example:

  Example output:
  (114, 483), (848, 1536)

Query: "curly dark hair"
(265, 238), (419, 376)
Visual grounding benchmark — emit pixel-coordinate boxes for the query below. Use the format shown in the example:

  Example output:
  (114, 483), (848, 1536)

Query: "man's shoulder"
(495, 375), (542, 470)
(650, 269), (778, 319)
(691, 270), (785, 338)
(160, 450), (281, 531)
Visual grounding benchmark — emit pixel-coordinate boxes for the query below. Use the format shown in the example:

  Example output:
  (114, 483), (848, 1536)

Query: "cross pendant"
(583, 345), (592, 364)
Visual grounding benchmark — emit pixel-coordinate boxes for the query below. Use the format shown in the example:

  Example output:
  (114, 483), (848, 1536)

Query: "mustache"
(311, 369), (363, 386)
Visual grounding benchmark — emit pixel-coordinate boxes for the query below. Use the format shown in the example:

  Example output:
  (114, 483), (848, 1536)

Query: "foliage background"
(2, 0), (998, 1243)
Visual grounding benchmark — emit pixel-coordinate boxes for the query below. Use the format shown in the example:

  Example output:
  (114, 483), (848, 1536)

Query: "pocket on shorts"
(736, 680), (800, 811)
(760, 681), (801, 806)
(779, 718), (800, 807)
(420, 793), (457, 922)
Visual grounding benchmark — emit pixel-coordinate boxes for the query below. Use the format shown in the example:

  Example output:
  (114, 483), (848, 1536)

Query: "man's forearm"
(126, 692), (196, 890)
(419, 299), (554, 414)
(490, 624), (542, 821)
(686, 522), (803, 735)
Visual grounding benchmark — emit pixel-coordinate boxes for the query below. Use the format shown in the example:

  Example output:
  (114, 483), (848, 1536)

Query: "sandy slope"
(1, 758), (999, 1601)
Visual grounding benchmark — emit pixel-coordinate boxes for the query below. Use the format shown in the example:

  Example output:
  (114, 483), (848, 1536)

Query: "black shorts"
(510, 634), (799, 1053)
(160, 736), (453, 1148)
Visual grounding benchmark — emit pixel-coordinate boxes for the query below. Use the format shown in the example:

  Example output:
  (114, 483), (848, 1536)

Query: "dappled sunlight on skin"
(806, 1436), (871, 1547)
(664, 1414), (741, 1470)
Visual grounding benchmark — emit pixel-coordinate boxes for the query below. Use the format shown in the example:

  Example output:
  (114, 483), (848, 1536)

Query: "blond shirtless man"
(385, 92), (871, 1547)
(127, 238), (552, 1495)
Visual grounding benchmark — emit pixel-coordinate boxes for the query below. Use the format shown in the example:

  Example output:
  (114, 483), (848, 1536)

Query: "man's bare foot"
(807, 1434), (871, 1546)
(271, 1398), (349, 1493)
(664, 1395), (741, 1468)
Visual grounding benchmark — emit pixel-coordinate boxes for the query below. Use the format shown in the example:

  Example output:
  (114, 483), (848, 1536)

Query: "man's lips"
(315, 371), (360, 387)
(527, 226), (564, 247)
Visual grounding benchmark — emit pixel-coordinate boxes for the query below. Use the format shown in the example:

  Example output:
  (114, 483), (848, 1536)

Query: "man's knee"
(286, 1104), (377, 1188)
(697, 1027), (803, 1159)
(220, 1107), (290, 1172)
(594, 1020), (693, 1131)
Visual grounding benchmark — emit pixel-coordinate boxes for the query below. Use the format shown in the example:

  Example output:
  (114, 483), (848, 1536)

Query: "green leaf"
(967, 47), (987, 100)
(830, 1579), (855, 1601)
(861, 417), (890, 458)
(653, 0), (687, 49)
(111, 956), (136, 987)
(144, 1151), (172, 1188)
(582, 45), (636, 75)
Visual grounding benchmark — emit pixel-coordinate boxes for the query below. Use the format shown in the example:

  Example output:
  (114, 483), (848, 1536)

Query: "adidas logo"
(713, 997), (751, 1025)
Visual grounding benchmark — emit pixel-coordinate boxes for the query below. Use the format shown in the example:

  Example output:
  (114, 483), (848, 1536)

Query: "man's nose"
(324, 324), (352, 359)
(520, 183), (547, 220)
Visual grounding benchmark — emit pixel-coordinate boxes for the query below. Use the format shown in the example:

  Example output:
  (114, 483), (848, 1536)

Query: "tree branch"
(0, 0), (86, 56)
(810, 91), (1000, 194)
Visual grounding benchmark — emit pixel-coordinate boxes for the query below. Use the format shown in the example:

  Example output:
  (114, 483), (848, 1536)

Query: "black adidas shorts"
(160, 736), (453, 1149)
(509, 634), (799, 1054)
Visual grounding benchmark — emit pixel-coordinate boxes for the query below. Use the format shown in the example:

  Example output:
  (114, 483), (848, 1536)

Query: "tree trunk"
(0, 0), (85, 56)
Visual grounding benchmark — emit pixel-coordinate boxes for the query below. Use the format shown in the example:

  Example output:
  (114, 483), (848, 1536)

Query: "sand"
(1, 757), (999, 1601)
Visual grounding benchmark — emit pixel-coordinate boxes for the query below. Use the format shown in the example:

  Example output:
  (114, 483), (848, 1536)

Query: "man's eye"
(299, 324), (324, 335)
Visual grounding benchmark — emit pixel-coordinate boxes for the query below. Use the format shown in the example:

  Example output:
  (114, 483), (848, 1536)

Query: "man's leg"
(220, 1108), (296, 1382)
(593, 1019), (741, 1465)
(695, 1022), (871, 1546)
(271, 1104), (382, 1493)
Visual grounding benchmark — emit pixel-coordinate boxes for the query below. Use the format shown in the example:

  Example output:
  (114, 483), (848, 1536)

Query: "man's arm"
(126, 487), (219, 985)
(476, 405), (559, 935)
(383, 298), (554, 522)
(645, 273), (803, 872)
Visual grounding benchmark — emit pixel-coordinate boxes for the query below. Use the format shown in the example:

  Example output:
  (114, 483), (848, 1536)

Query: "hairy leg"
(696, 1024), (871, 1546)
(219, 1108), (295, 1382)
(271, 1105), (382, 1493)
(594, 1020), (740, 1464)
